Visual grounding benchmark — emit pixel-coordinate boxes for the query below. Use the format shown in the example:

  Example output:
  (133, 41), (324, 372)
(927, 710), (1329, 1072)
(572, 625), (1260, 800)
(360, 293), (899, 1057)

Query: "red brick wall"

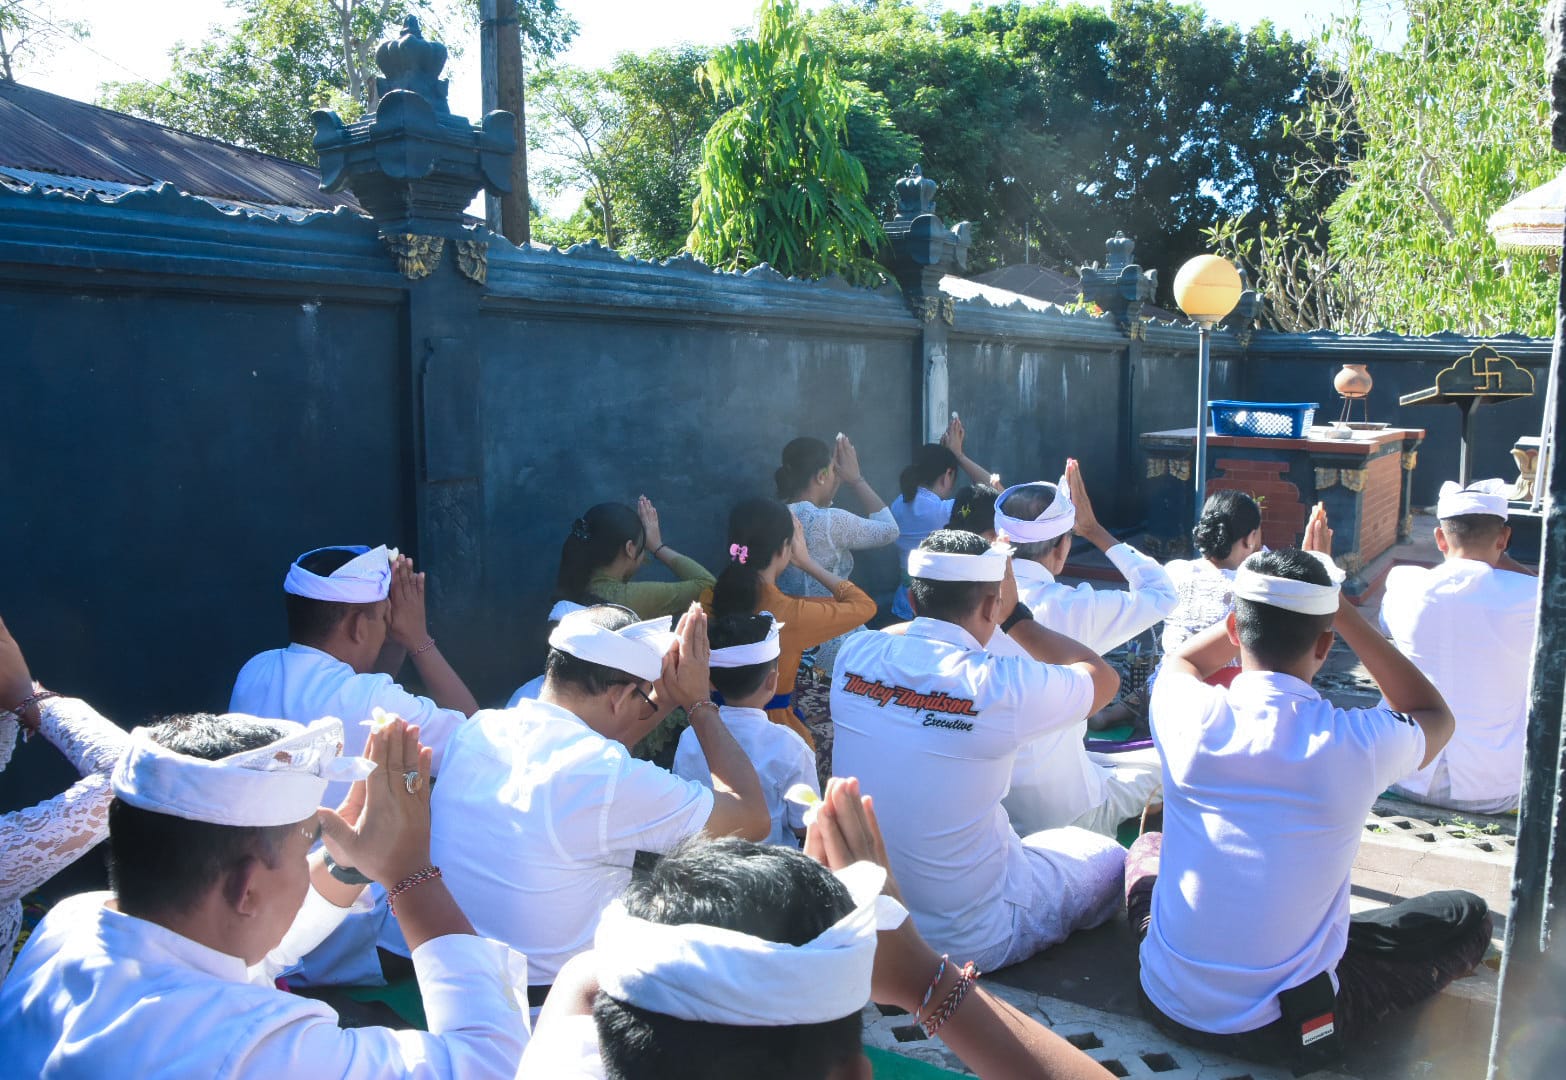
(1206, 458), (1305, 549)
(1359, 449), (1403, 561)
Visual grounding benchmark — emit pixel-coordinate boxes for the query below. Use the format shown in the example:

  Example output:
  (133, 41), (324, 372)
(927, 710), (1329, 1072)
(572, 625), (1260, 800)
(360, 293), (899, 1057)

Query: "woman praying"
(1158, 490), (1263, 688)
(554, 497), (715, 619)
(889, 415), (996, 617)
(774, 434), (897, 676)
(710, 498), (876, 749)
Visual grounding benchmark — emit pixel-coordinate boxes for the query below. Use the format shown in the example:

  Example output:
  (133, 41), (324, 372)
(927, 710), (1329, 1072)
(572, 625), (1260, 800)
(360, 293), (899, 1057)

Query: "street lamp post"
(1173, 256), (1244, 524)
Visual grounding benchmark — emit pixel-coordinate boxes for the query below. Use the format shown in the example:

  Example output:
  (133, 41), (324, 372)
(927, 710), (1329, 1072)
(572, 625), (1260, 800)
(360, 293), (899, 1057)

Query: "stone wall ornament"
(454, 238), (488, 285)
(382, 233), (445, 279)
(313, 15), (516, 275)
(1079, 232), (1157, 334)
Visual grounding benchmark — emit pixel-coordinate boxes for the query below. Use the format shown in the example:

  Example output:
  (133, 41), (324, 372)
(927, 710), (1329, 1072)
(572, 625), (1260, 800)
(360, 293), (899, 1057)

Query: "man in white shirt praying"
(831, 530), (1125, 973)
(1381, 478), (1538, 813)
(230, 543), (481, 985)
(0, 712), (530, 1079)
(431, 603), (770, 1008)
(673, 612), (819, 847)
(957, 464), (1175, 837)
(1132, 515), (1491, 1067)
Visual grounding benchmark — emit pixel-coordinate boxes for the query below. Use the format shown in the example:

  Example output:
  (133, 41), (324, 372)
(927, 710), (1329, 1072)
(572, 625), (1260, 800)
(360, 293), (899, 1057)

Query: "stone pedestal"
(1140, 425), (1425, 596)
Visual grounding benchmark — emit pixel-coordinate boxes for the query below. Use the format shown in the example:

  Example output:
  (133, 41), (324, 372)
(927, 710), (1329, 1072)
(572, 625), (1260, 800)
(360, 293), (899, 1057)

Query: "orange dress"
(702, 579), (877, 747)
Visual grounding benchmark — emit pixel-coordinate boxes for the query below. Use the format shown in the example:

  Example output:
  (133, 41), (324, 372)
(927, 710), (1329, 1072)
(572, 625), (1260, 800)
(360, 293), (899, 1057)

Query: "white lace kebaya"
(0, 696), (128, 982)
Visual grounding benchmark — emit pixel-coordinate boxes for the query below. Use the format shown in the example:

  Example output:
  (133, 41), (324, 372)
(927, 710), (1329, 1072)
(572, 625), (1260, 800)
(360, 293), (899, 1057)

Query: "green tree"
(0, 0), (88, 83)
(687, 0), (886, 284)
(100, 0), (574, 165)
(528, 65), (629, 246)
(1303, 0), (1555, 335)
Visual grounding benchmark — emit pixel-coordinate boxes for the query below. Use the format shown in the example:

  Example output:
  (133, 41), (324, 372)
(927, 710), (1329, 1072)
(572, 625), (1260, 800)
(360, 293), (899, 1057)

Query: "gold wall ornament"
(915, 296), (956, 325)
(1339, 468), (1367, 493)
(382, 233), (446, 279)
(1316, 468), (1339, 490)
(454, 239), (488, 285)
(1400, 512), (1415, 541)
(1146, 458), (1167, 479)
(1402, 449), (1419, 471)
(1339, 553), (1365, 576)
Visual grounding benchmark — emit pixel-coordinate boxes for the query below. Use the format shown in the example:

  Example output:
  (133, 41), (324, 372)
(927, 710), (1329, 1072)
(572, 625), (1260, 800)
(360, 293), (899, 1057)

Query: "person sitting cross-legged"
(430, 603), (770, 1012)
(831, 530), (1126, 972)
(672, 612), (820, 847)
(991, 461), (1176, 837)
(1381, 478), (1539, 814)
(0, 713), (531, 1079)
(516, 777), (1115, 1080)
(231, 544), (481, 986)
(1129, 510), (1492, 1067)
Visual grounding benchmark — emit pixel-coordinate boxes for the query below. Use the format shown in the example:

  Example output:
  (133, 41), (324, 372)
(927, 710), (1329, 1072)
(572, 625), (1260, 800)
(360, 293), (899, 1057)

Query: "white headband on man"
(548, 610), (677, 683)
(1233, 550), (1346, 616)
(283, 545), (397, 604)
(594, 860), (908, 1026)
(111, 716), (376, 828)
(709, 612), (784, 669)
(994, 478), (1075, 545)
(1436, 479), (1510, 521)
(548, 600), (588, 622)
(907, 540), (1014, 583)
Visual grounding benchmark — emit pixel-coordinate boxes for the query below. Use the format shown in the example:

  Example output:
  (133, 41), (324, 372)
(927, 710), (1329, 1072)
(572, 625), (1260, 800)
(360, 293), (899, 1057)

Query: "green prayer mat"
(864, 1045), (969, 1077)
(342, 976), (427, 1030)
(1088, 723), (1136, 743)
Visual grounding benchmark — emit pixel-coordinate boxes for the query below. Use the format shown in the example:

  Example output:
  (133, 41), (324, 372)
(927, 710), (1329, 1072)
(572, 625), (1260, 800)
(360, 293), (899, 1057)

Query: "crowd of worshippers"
(0, 410), (1539, 1078)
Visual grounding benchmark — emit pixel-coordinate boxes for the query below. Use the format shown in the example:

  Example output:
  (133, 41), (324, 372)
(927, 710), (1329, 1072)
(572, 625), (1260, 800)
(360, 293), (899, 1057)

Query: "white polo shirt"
(831, 619), (1094, 962)
(430, 700), (715, 985)
(1380, 559), (1536, 808)
(230, 643), (468, 807)
(1011, 543), (1178, 655)
(1141, 669), (1425, 1034)
(673, 706), (819, 847)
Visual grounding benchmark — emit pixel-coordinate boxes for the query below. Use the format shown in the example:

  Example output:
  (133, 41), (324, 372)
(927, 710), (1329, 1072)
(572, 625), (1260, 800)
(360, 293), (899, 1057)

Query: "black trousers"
(1129, 855), (1492, 1065)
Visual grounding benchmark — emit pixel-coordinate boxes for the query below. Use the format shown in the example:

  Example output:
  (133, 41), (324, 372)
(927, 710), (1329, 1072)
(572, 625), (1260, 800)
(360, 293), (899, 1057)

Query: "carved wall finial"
(894, 165), (939, 220)
(374, 16), (451, 114)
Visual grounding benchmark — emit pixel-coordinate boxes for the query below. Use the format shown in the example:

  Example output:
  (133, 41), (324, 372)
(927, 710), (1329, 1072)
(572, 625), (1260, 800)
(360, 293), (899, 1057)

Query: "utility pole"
(480, 0), (529, 245)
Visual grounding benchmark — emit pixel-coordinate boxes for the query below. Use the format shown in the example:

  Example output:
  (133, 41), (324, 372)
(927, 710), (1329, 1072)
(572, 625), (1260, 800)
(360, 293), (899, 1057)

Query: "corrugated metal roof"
(0, 81), (362, 214)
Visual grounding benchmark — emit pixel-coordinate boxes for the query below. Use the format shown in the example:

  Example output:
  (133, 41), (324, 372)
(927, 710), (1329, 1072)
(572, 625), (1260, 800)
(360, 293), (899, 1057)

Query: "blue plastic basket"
(1208, 400), (1317, 439)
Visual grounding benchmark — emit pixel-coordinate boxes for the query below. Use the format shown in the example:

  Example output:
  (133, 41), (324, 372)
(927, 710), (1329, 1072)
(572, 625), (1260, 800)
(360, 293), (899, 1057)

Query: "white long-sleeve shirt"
(0, 887), (530, 1079)
(1004, 544), (1176, 831)
(1012, 543), (1178, 655)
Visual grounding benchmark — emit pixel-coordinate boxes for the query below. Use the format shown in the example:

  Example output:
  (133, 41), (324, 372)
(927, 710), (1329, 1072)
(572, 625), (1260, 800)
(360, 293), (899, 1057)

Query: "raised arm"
(656, 606), (769, 842)
(387, 557), (480, 717)
(942, 415), (998, 488)
(1000, 565), (1119, 715)
(833, 434), (896, 521)
(808, 778), (1112, 1080)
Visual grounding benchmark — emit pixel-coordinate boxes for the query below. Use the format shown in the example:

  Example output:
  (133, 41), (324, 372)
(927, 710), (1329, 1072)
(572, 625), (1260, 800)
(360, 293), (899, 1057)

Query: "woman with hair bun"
(554, 496), (715, 619)
(1159, 490), (1263, 686)
(888, 415), (996, 617)
(774, 434), (898, 675)
(709, 497), (877, 749)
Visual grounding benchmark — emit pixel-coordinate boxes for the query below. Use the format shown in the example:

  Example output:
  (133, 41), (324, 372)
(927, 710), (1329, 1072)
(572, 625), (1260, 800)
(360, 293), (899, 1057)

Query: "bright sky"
(22, 0), (1405, 116)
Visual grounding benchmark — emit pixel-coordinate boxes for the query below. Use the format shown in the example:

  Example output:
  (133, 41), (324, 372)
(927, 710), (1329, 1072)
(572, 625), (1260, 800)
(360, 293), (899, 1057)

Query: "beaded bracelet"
(387, 865), (442, 913)
(687, 701), (721, 722)
(3, 689), (61, 727)
(913, 955), (949, 1027)
(920, 961), (979, 1038)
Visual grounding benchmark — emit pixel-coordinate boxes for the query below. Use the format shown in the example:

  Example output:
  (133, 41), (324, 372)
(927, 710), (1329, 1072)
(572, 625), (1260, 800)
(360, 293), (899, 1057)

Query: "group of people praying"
(0, 413), (1540, 1078)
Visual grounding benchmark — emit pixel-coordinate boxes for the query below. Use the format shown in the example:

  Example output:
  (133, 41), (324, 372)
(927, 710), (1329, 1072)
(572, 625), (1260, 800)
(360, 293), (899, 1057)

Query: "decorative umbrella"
(1487, 169), (1566, 250)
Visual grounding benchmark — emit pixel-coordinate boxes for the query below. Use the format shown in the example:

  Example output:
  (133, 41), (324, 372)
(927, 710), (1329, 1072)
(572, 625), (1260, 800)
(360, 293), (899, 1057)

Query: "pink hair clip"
(729, 543), (749, 564)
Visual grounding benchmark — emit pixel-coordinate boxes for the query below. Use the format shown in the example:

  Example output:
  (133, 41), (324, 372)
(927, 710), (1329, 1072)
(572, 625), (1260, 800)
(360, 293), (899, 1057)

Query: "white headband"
(709, 612), (784, 668)
(994, 478), (1075, 545)
(283, 545), (397, 604)
(548, 600), (588, 622)
(907, 541), (1014, 583)
(111, 716), (376, 827)
(548, 611), (677, 683)
(1436, 479), (1510, 521)
(1233, 550), (1346, 616)
(594, 860), (908, 1026)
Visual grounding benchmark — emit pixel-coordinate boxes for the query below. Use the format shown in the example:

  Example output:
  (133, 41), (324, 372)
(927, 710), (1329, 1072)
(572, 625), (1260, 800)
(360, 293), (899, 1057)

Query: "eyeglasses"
(632, 684), (657, 716)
